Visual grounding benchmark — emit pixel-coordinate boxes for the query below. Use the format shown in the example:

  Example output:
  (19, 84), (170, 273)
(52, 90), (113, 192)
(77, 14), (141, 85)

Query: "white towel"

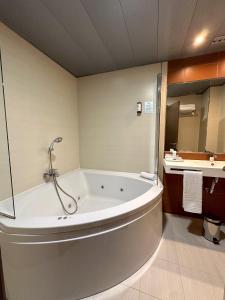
(140, 172), (156, 181)
(183, 170), (203, 214)
(180, 104), (196, 114)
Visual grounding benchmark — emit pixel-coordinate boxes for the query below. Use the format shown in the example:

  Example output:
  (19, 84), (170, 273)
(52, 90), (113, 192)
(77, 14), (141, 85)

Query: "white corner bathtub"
(0, 169), (163, 300)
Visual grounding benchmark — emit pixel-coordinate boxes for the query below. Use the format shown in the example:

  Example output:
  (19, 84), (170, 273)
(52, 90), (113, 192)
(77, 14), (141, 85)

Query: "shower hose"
(49, 150), (78, 215)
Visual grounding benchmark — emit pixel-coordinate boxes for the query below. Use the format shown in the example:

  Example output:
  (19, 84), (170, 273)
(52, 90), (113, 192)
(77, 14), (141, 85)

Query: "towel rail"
(170, 168), (201, 172)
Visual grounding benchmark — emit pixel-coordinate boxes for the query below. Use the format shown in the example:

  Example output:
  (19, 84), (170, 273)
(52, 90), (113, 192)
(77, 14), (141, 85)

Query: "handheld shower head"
(49, 137), (63, 152)
(54, 137), (63, 143)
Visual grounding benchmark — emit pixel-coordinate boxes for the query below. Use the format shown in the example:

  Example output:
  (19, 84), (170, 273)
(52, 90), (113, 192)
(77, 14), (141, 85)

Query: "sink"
(191, 160), (225, 168)
(164, 159), (225, 178)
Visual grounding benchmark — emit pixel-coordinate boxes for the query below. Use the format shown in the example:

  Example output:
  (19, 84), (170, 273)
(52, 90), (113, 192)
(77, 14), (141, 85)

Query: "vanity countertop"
(164, 159), (225, 178)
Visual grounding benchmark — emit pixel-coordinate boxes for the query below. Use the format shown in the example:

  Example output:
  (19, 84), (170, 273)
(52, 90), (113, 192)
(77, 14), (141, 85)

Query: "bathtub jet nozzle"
(49, 137), (63, 152)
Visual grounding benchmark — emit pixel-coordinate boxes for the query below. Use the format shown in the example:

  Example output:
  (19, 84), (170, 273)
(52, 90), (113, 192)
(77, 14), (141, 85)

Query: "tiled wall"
(0, 77), (12, 200)
(0, 23), (80, 196)
(78, 64), (161, 173)
(0, 23), (167, 198)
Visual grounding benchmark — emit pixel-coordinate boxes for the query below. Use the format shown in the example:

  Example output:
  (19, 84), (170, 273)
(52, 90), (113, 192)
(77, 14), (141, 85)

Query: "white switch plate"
(144, 100), (153, 113)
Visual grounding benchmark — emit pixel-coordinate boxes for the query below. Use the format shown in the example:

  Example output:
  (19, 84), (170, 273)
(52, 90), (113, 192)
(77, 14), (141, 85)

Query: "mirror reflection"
(165, 78), (225, 153)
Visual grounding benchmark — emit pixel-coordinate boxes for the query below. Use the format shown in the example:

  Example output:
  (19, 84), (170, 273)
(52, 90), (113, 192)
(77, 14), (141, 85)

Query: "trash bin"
(203, 215), (221, 244)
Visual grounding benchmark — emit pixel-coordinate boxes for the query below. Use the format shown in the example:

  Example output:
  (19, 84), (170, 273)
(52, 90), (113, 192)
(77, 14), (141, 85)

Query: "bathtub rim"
(0, 198), (162, 245)
(0, 169), (163, 236)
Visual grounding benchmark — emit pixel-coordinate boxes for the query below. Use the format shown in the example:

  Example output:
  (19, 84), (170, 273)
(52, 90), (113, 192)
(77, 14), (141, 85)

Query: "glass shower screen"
(154, 73), (162, 184)
(0, 49), (15, 218)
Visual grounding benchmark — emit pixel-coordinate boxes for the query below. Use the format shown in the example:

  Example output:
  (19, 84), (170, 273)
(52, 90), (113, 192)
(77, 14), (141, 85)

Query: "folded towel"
(180, 104), (196, 113)
(140, 172), (156, 181)
(183, 170), (203, 214)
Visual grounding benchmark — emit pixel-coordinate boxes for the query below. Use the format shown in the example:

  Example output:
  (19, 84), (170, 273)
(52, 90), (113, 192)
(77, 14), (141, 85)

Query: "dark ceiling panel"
(1, 0), (225, 77)
(158, 0), (197, 61)
(120, 0), (158, 65)
(182, 0), (225, 57)
(206, 20), (225, 54)
(215, 20), (225, 37)
(41, 0), (116, 75)
(0, 0), (96, 76)
(81, 0), (134, 69)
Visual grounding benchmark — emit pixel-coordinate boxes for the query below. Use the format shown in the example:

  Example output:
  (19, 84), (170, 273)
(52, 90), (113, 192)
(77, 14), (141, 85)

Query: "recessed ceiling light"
(193, 30), (208, 47)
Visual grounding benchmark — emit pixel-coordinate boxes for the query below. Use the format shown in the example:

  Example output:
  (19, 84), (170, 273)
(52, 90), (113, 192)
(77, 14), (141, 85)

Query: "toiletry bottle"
(172, 150), (177, 160)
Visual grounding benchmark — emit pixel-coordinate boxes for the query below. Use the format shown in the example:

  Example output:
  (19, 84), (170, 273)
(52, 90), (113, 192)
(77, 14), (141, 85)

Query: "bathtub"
(0, 169), (163, 300)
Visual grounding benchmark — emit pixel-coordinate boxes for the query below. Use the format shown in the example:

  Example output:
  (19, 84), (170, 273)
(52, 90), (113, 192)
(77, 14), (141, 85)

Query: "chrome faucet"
(43, 137), (63, 182)
(43, 168), (59, 182)
(205, 150), (217, 165)
(43, 137), (78, 214)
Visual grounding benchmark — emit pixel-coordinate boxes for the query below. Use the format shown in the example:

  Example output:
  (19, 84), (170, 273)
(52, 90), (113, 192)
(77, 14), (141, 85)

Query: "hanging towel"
(183, 170), (203, 214)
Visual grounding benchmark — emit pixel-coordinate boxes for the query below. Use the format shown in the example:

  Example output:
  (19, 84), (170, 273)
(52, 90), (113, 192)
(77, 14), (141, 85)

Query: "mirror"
(0, 49), (15, 218)
(165, 77), (225, 153)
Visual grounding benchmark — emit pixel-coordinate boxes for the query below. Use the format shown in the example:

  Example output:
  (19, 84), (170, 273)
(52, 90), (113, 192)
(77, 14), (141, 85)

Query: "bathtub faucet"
(43, 137), (78, 215)
(43, 137), (63, 183)
(43, 168), (59, 182)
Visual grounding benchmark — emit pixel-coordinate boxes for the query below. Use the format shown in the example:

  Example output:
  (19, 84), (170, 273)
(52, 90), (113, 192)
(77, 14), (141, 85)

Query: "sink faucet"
(205, 150), (216, 165)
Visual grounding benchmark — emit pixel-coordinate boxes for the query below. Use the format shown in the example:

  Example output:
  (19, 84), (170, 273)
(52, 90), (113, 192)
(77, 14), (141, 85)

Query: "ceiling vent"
(211, 35), (225, 45)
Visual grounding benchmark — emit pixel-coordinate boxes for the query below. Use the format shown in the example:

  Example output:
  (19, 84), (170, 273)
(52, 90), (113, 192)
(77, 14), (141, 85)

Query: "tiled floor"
(84, 213), (225, 300)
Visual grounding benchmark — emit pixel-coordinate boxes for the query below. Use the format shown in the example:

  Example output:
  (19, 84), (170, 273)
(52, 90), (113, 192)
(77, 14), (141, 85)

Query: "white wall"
(78, 64), (161, 173)
(206, 85), (225, 152)
(0, 23), (79, 197)
(0, 79), (12, 201)
(0, 23), (167, 204)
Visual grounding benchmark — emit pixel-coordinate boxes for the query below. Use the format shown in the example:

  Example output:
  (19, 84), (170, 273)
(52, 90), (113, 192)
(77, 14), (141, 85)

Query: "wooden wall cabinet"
(168, 52), (225, 84)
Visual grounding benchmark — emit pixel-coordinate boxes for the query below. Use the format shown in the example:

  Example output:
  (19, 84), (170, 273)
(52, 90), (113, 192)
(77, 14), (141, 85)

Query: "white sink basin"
(191, 160), (224, 168)
(164, 159), (225, 178)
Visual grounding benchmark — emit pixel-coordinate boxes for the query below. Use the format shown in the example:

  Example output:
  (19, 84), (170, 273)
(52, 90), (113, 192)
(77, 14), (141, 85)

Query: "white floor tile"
(139, 258), (185, 300)
(121, 268), (140, 290)
(157, 238), (179, 264)
(82, 214), (225, 300)
(92, 284), (139, 300)
(180, 266), (224, 300)
(139, 291), (160, 299)
(175, 241), (213, 273)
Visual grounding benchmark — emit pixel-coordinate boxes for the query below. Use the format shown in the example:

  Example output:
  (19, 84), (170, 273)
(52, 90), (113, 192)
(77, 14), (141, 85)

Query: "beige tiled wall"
(0, 23), (79, 196)
(0, 76), (12, 200)
(78, 64), (161, 173)
(0, 22), (168, 201)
